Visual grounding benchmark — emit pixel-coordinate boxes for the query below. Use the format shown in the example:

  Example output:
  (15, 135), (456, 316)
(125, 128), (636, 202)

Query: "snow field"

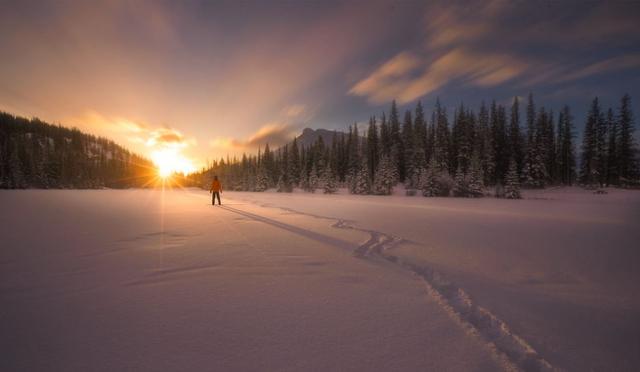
(1, 189), (504, 371)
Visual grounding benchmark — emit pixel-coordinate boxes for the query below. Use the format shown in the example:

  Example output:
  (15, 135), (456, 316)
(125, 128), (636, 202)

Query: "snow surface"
(1, 188), (639, 371)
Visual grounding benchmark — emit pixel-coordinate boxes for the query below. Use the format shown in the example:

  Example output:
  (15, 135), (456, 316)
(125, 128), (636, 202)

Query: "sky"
(1, 0), (639, 172)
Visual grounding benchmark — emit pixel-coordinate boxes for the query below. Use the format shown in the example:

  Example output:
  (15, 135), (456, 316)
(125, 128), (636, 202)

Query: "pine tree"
(426, 111), (436, 165)
(477, 101), (493, 185)
(509, 96), (524, 175)
(414, 100), (427, 171)
(558, 106), (577, 185)
(420, 159), (439, 197)
(389, 101), (402, 181)
(322, 163), (337, 194)
(373, 155), (396, 195)
(8, 138), (25, 188)
(522, 106), (548, 188)
(335, 131), (347, 182)
(379, 112), (391, 157)
(299, 161), (309, 191)
(352, 158), (371, 195)
(434, 98), (450, 172)
(595, 103), (608, 186)
(254, 166), (270, 191)
(347, 124), (360, 179)
(411, 166), (427, 191)
(262, 143), (275, 186)
(308, 164), (319, 193)
(288, 137), (300, 186)
(366, 116), (379, 182)
(581, 98), (603, 186)
(523, 93), (540, 186)
(451, 104), (473, 174)
(453, 164), (468, 197)
(467, 154), (484, 197)
(490, 101), (508, 184)
(544, 109), (557, 184)
(276, 171), (292, 193)
(617, 94), (637, 182)
(504, 159), (521, 199)
(606, 108), (618, 185)
(401, 109), (415, 184)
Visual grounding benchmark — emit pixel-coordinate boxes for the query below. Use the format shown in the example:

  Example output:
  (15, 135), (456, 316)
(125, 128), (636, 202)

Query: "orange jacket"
(210, 180), (222, 192)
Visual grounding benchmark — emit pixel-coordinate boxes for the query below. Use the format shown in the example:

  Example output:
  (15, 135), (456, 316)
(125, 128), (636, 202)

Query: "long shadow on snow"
(219, 205), (355, 251)
(234, 197), (557, 372)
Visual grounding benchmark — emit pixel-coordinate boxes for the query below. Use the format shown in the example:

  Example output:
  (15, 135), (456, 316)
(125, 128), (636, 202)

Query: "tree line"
(190, 93), (638, 197)
(1, 93), (636, 193)
(0, 112), (156, 189)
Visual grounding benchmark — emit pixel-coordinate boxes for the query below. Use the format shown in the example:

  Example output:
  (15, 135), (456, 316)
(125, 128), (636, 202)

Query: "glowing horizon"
(152, 147), (196, 178)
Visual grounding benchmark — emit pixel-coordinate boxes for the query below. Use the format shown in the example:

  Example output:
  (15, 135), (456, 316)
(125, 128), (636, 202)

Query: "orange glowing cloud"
(146, 128), (195, 148)
(210, 123), (297, 151)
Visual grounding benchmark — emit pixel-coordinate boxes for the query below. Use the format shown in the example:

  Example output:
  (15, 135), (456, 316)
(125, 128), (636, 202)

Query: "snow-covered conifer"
(373, 155), (395, 195)
(352, 159), (371, 195)
(308, 164), (319, 193)
(504, 159), (521, 199)
(467, 156), (484, 197)
(254, 167), (269, 192)
(453, 164), (467, 197)
(322, 164), (337, 194)
(421, 159), (439, 197)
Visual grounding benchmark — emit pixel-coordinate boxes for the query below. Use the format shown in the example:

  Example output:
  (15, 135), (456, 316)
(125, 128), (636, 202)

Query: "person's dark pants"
(212, 191), (221, 205)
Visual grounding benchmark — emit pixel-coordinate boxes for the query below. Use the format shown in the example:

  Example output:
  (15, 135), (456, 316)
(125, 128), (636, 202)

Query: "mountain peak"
(293, 127), (343, 148)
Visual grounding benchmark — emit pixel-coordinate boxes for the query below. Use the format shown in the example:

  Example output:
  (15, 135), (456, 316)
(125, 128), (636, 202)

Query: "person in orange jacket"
(210, 175), (222, 205)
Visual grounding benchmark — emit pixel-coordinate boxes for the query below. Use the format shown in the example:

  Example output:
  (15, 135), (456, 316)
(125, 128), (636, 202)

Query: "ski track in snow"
(234, 196), (559, 372)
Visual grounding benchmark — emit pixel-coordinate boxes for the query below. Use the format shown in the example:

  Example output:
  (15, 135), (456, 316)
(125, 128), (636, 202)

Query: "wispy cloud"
(349, 52), (421, 103)
(282, 104), (307, 119)
(558, 54), (640, 83)
(350, 0), (640, 105)
(70, 110), (196, 154)
(209, 102), (315, 153)
(354, 48), (529, 104)
(210, 122), (296, 151)
(146, 127), (196, 148)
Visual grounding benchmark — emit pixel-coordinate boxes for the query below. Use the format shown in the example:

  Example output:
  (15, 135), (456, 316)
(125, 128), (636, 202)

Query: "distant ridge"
(294, 127), (345, 148)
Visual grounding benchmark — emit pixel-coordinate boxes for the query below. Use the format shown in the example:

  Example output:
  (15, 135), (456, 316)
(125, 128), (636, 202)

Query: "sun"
(151, 148), (195, 178)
